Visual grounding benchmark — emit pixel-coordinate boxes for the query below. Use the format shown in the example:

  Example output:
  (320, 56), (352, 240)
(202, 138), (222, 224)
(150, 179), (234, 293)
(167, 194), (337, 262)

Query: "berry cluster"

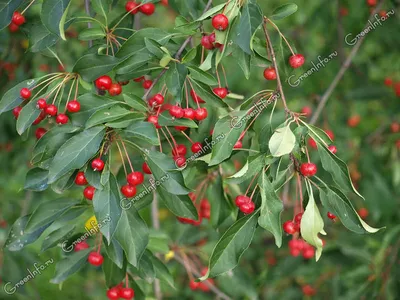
(308, 129), (337, 154)
(95, 75), (123, 96)
(177, 194), (211, 225)
(9, 11), (26, 32)
(189, 267), (215, 293)
(384, 77), (400, 98)
(288, 238), (316, 259)
(106, 284), (135, 300)
(234, 195), (255, 214)
(201, 32), (223, 52)
(283, 212), (303, 235)
(125, 1), (155, 16)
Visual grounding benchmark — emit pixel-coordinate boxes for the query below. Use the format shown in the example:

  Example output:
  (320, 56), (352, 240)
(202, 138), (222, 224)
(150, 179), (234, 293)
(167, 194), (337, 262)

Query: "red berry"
(189, 280), (200, 290)
(35, 127), (47, 139)
(125, 1), (139, 14)
(289, 54), (305, 68)
(74, 241), (89, 252)
(83, 186), (95, 200)
(13, 106), (22, 119)
(263, 67), (277, 80)
(325, 129), (334, 141)
(201, 35), (214, 50)
(56, 114), (69, 125)
(88, 252), (103, 266)
(143, 79), (153, 89)
(384, 77), (393, 87)
(299, 163), (317, 177)
(119, 287), (135, 299)
(213, 87), (228, 99)
(106, 287), (120, 300)
(37, 98), (47, 110)
(358, 207), (369, 219)
(175, 126), (188, 131)
(32, 111), (46, 125)
(366, 0), (377, 7)
(199, 282), (211, 292)
(121, 184), (137, 198)
(302, 285), (316, 296)
(348, 115), (361, 127)
(153, 93), (164, 105)
(174, 155), (186, 168)
(191, 142), (202, 153)
(283, 220), (297, 234)
(212, 14), (229, 31)
(391, 122), (400, 133)
(20, 88), (31, 99)
(140, 3), (155, 15)
(327, 212), (336, 219)
(294, 212), (303, 223)
(183, 108), (196, 120)
(12, 12), (26, 26)
(328, 145), (337, 154)
(142, 162), (152, 174)
(308, 137), (317, 149)
(290, 247), (301, 257)
(67, 100), (81, 113)
(91, 158), (105, 171)
(133, 76), (144, 82)
(301, 106), (312, 117)
(8, 23), (19, 32)
(209, 32), (216, 44)
(235, 195), (251, 207)
(195, 108), (208, 121)
(190, 89), (206, 103)
(45, 104), (58, 116)
(169, 105), (184, 118)
(95, 75), (112, 90)
(240, 201), (255, 214)
(108, 83), (122, 96)
(127, 171), (144, 186)
(147, 115), (161, 129)
(200, 199), (211, 210)
(234, 140), (242, 149)
(75, 171), (88, 185)
(172, 144), (187, 156)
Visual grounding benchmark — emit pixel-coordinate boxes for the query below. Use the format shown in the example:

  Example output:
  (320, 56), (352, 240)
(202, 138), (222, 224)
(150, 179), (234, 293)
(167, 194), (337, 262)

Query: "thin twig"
(84, 0), (93, 48)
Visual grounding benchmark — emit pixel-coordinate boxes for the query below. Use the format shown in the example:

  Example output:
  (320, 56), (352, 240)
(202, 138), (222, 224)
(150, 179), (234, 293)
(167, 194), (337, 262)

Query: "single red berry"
(125, 1), (139, 14)
(290, 247), (301, 257)
(200, 199), (211, 211)
(45, 104), (58, 116)
(391, 122), (400, 133)
(20, 88), (31, 99)
(12, 12), (26, 26)
(95, 75), (112, 90)
(240, 201), (255, 214)
(301, 106), (312, 117)
(294, 212), (303, 223)
(195, 108), (208, 121)
(199, 282), (211, 292)
(339, 7), (348, 16)
(201, 208), (210, 219)
(9, 23), (19, 32)
(56, 114), (69, 125)
(174, 155), (186, 168)
(133, 76), (145, 82)
(189, 280), (200, 290)
(142, 162), (152, 174)
(153, 93), (164, 105)
(302, 245), (315, 259)
(118, 81), (130, 86)
(190, 89), (206, 103)
(140, 3), (155, 15)
(308, 137), (317, 149)
(108, 83), (122, 96)
(67, 100), (81, 113)
(172, 144), (187, 156)
(83, 186), (95, 200)
(143, 79), (153, 89)
(191, 142), (202, 153)
(283, 220), (297, 234)
(328, 145), (337, 154)
(106, 287), (120, 300)
(201, 35), (214, 50)
(325, 129), (334, 141)
(302, 285), (316, 296)
(234, 140), (242, 149)
(127, 171), (144, 186)
(13, 106), (22, 119)
(74, 241), (89, 252)
(169, 105), (184, 119)
(183, 108), (196, 120)
(147, 115), (161, 129)
(175, 126), (188, 131)
(75, 171), (88, 185)
(300, 162), (317, 177)
(212, 14), (229, 31)
(327, 212), (336, 219)
(235, 195), (251, 207)
(37, 98), (47, 110)
(209, 32), (216, 43)
(263, 67), (277, 80)
(366, 0), (377, 6)
(384, 77), (393, 87)
(119, 287), (135, 300)
(348, 115), (361, 127)
(121, 184), (137, 198)
(32, 111), (46, 125)
(358, 207), (369, 219)
(289, 54), (305, 68)
(213, 87), (228, 99)
(91, 158), (105, 171)
(35, 127), (47, 139)
(88, 252), (104, 266)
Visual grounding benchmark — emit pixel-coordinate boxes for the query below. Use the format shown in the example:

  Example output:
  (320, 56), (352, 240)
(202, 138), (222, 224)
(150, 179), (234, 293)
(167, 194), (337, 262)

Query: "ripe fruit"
(327, 212), (336, 219)
(390, 122), (399, 133)
(9, 23), (19, 32)
(201, 35), (214, 50)
(75, 171), (88, 185)
(20, 88), (31, 99)
(190, 90), (206, 103)
(235, 195), (251, 207)
(142, 162), (152, 174)
(56, 114), (69, 124)
(175, 126), (188, 131)
(283, 220), (297, 234)
(37, 98), (47, 109)
(91, 158), (105, 171)
(301, 106), (312, 117)
(12, 12), (26, 26)
(302, 285), (316, 296)
(140, 3), (155, 15)
(45, 104), (58, 116)
(328, 145), (337, 154)
(234, 141), (242, 149)
(108, 83), (122, 96)
(189, 280), (200, 290)
(294, 212), (303, 223)
(147, 115), (161, 129)
(172, 144), (187, 156)
(300, 162), (317, 177)
(119, 287), (135, 299)
(95, 75), (112, 90)
(191, 142), (202, 153)
(153, 93), (164, 105)
(33, 111), (46, 125)
(121, 184), (137, 198)
(125, 1), (138, 14)
(127, 171), (144, 185)
(74, 241), (89, 252)
(174, 155), (186, 168)
(83, 186), (95, 200)
(308, 137), (317, 149)
(143, 79), (153, 89)
(67, 100), (81, 113)
(366, 0), (377, 6)
(384, 77), (393, 86)
(263, 67), (277, 80)
(240, 201), (255, 214)
(213, 87), (228, 99)
(106, 287), (120, 300)
(35, 128), (47, 139)
(195, 108), (208, 121)
(358, 207), (369, 219)
(325, 129), (335, 141)
(302, 245), (315, 259)
(169, 105), (184, 118)
(212, 14), (229, 31)
(348, 115), (361, 127)
(133, 76), (144, 82)
(289, 54), (305, 68)
(183, 108), (196, 119)
(13, 106), (22, 119)
(88, 252), (104, 266)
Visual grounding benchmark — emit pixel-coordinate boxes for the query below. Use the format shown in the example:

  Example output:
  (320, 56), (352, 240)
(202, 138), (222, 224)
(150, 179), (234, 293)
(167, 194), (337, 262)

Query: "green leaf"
(270, 3), (298, 21)
(232, 47), (251, 79)
(28, 24), (59, 53)
(50, 249), (91, 284)
(92, 0), (110, 19)
(48, 126), (106, 183)
(123, 121), (159, 145)
(165, 63), (187, 103)
(103, 255), (126, 288)
(16, 99), (41, 135)
(182, 47), (197, 63)
(147, 231), (170, 254)
(78, 28), (106, 41)
(73, 54), (121, 82)
(190, 80), (227, 108)
(157, 111), (198, 128)
(148, 252), (175, 288)
(200, 210), (259, 279)
(25, 198), (80, 233)
(85, 105), (137, 128)
(158, 189), (198, 220)
(103, 238), (124, 269)
(234, 0), (263, 54)
(85, 165), (103, 190)
(207, 175), (233, 228)
(195, 3), (225, 21)
(93, 174), (122, 243)
(226, 154), (264, 184)
(300, 181), (326, 261)
(258, 172), (283, 247)
(268, 123), (296, 157)
(188, 66), (218, 85)
(58, 1), (71, 40)
(114, 207), (149, 267)
(123, 93), (148, 112)
(0, 79), (38, 115)
(41, 0), (71, 37)
(145, 38), (165, 59)
(41, 225), (76, 252)
(0, 0), (24, 30)
(134, 251), (155, 282)
(24, 168), (49, 191)
(209, 111), (248, 166)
